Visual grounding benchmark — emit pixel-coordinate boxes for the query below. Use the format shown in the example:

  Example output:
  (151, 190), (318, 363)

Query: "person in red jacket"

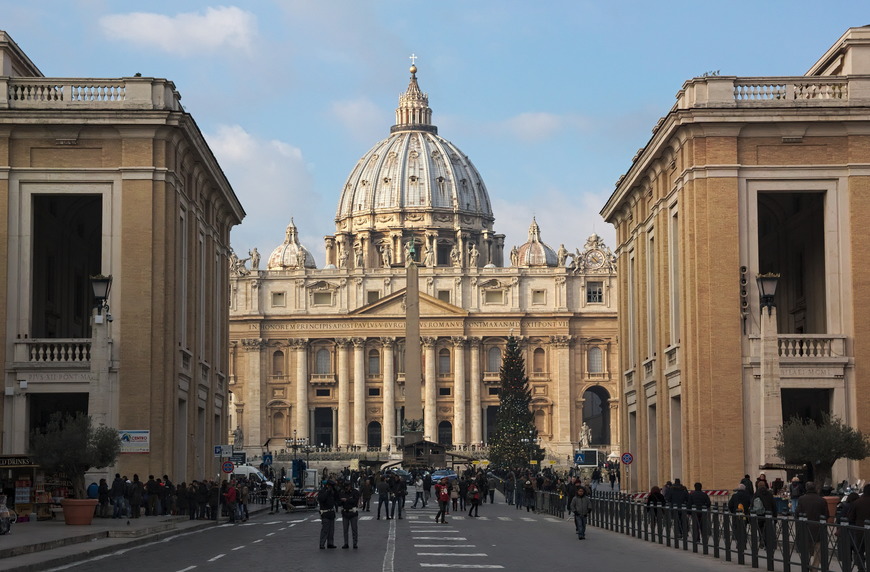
(434, 477), (451, 523)
(223, 481), (238, 523)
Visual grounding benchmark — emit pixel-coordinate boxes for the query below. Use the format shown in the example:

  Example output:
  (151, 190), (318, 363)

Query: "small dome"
(513, 218), (558, 267)
(267, 219), (317, 270)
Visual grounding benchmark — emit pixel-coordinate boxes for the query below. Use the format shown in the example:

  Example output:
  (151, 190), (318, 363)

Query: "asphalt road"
(47, 499), (739, 572)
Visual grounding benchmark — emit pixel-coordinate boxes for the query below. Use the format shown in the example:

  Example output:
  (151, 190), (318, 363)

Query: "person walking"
(753, 483), (777, 549)
(523, 478), (536, 512)
(795, 482), (829, 570)
(687, 482), (711, 542)
(223, 480), (238, 523)
(434, 477), (450, 524)
(847, 483), (870, 570)
(376, 476), (391, 520)
(410, 475), (425, 508)
(668, 478), (690, 539)
(467, 481), (481, 517)
(361, 477), (373, 512)
(570, 486), (592, 540)
(423, 472), (433, 506)
(110, 473), (126, 519)
(338, 480), (360, 549)
(317, 480), (339, 549)
(487, 474), (498, 504)
(394, 475), (407, 519)
(727, 483), (753, 549)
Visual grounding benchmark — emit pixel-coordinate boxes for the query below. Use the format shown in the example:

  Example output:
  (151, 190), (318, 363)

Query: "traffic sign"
(214, 445), (232, 458)
(621, 452), (634, 465)
(221, 460), (235, 473)
(263, 453), (273, 466)
(574, 452), (586, 464)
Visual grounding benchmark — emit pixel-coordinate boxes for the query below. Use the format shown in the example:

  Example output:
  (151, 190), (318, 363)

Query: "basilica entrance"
(313, 407), (333, 447)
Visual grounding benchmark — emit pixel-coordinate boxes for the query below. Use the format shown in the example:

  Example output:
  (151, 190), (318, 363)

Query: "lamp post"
(756, 272), (783, 472)
(87, 274), (115, 486)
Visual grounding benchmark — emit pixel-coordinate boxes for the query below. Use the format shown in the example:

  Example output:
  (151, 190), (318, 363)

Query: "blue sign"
(221, 460), (235, 473)
(263, 453), (273, 466)
(621, 452), (634, 465)
(574, 452), (586, 464)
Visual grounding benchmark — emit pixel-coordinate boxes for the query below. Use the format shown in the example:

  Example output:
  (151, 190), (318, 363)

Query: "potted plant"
(29, 412), (121, 525)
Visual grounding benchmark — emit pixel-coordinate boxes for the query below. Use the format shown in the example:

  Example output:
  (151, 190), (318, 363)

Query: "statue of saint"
(468, 243), (479, 267)
(510, 246), (520, 267)
(249, 247), (260, 271)
(450, 244), (461, 267)
(338, 248), (348, 269)
(381, 243), (392, 267)
(579, 422), (592, 448)
(233, 426), (245, 449)
(296, 248), (306, 268)
(556, 244), (568, 267)
(354, 242), (364, 268)
(423, 245), (435, 268)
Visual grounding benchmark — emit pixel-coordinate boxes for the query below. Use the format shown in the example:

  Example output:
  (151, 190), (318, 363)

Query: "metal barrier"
(590, 491), (870, 572)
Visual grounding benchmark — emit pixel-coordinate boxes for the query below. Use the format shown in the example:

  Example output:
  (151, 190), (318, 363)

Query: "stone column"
(241, 338), (266, 454)
(332, 407), (338, 448)
(293, 339), (309, 440)
(760, 307), (783, 466)
(452, 336), (467, 446)
(551, 336), (572, 453)
(382, 337), (396, 449)
(469, 337), (482, 445)
(423, 337), (438, 440)
(336, 339), (351, 448)
(353, 337), (367, 448)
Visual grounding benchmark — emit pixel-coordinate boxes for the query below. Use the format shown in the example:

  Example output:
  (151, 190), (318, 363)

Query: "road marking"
(264, 520), (280, 525)
(412, 537), (468, 540)
(176, 567), (197, 572)
(279, 527), (287, 531)
(208, 555), (225, 562)
(420, 565), (504, 569)
(520, 517), (536, 522)
(412, 529), (452, 532)
(382, 513), (397, 572)
(231, 545), (245, 551)
(497, 517), (511, 521)
(414, 545), (477, 548)
(252, 539), (263, 543)
(417, 553), (488, 557)
(266, 532), (275, 536)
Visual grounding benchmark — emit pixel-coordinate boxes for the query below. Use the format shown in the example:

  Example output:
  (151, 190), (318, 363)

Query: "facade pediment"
(350, 288), (468, 317)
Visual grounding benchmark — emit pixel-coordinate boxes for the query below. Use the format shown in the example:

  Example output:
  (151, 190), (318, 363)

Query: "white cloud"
(206, 125), (324, 259)
(99, 6), (257, 57)
(331, 98), (387, 143)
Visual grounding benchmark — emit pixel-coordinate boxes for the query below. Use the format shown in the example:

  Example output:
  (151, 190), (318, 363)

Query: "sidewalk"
(0, 502), (273, 572)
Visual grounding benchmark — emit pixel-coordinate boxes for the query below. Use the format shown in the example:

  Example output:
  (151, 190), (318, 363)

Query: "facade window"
(396, 344), (405, 374)
(487, 347), (502, 373)
(586, 281), (604, 303)
(438, 348), (451, 374)
(313, 291), (332, 305)
(587, 347), (603, 373)
(368, 387), (381, 397)
(484, 290), (504, 304)
(533, 348), (545, 373)
(271, 292), (286, 307)
(366, 290), (380, 304)
(315, 348), (331, 374)
(438, 387), (451, 396)
(315, 389), (330, 397)
(272, 350), (284, 376)
(532, 289), (546, 305)
(368, 349), (380, 375)
(488, 387), (500, 396)
(437, 290), (451, 303)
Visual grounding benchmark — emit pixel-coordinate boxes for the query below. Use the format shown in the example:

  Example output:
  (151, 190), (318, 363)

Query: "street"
(48, 499), (739, 572)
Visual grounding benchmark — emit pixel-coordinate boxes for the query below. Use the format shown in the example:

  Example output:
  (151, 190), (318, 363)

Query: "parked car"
(389, 468), (413, 485)
(431, 469), (458, 482)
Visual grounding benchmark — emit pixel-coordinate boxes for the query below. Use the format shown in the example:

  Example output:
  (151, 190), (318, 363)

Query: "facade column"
(423, 337), (437, 440)
(452, 336), (467, 446)
(469, 337), (482, 445)
(336, 338), (351, 448)
(332, 407), (338, 448)
(382, 337), (396, 450)
(759, 307), (783, 467)
(551, 335), (573, 455)
(241, 338), (266, 455)
(353, 337), (367, 448)
(292, 339), (310, 440)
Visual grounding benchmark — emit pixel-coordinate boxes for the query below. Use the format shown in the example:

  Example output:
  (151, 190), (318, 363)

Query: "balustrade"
(14, 339), (91, 364)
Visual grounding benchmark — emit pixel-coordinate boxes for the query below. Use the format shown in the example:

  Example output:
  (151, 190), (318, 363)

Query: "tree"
(488, 336), (544, 468)
(774, 413), (870, 488)
(29, 412), (121, 499)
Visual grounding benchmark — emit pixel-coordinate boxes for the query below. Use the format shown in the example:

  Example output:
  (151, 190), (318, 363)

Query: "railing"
(677, 76), (870, 111)
(590, 491), (870, 572)
(14, 339), (91, 364)
(778, 335), (845, 358)
(0, 77), (182, 111)
(665, 345), (679, 368)
(734, 79), (848, 101)
(310, 374), (336, 385)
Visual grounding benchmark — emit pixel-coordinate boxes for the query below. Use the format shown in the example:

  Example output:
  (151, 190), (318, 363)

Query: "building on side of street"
(601, 26), (870, 491)
(228, 64), (619, 466)
(0, 31), (245, 486)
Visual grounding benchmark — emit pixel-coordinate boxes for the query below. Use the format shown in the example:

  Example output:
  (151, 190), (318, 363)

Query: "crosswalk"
(409, 515), (504, 570)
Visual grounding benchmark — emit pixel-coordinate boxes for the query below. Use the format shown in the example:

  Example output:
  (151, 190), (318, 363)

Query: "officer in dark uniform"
(339, 480), (361, 549)
(317, 480), (338, 549)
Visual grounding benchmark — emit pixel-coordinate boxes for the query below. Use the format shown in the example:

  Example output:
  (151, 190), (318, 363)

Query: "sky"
(4, 2), (868, 263)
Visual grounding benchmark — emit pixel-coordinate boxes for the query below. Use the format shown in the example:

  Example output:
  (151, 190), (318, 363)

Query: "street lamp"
(90, 274), (112, 319)
(756, 273), (780, 315)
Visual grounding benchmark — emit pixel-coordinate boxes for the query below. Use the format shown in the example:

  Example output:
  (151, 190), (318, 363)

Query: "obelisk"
(403, 241), (423, 441)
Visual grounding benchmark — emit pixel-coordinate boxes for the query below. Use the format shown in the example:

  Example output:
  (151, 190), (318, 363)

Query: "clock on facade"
(585, 249), (606, 269)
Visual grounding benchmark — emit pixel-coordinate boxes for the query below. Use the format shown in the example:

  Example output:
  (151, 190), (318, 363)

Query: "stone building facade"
(0, 31), (245, 482)
(601, 27), (870, 491)
(228, 66), (619, 465)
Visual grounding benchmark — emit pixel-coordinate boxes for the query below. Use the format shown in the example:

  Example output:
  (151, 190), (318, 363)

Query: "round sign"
(221, 460), (235, 473)
(621, 452), (633, 465)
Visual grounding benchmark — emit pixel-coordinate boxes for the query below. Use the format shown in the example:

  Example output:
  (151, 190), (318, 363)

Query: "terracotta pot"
(60, 498), (98, 525)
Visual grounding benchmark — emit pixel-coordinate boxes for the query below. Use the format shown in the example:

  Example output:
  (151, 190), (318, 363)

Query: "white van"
(231, 465), (273, 487)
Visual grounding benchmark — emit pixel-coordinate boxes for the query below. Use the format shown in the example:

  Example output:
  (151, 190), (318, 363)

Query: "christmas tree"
(488, 336), (544, 468)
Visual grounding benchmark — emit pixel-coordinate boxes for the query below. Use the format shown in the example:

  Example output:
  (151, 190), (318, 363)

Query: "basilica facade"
(228, 65), (619, 464)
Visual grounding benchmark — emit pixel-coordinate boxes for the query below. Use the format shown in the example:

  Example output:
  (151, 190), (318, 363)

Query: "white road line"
(414, 545), (477, 548)
(266, 532), (275, 536)
(417, 553), (488, 557)
(208, 554), (225, 562)
(520, 517), (536, 521)
(279, 527), (287, 531)
(420, 565), (504, 569)
(382, 512), (397, 572)
(231, 545), (245, 551)
(252, 539), (263, 543)
(497, 517), (511, 521)
(412, 537), (468, 540)
(264, 520), (280, 525)
(176, 567), (197, 572)
(411, 529), (453, 532)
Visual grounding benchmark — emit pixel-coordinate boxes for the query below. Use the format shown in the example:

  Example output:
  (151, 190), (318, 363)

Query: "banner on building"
(119, 430), (150, 453)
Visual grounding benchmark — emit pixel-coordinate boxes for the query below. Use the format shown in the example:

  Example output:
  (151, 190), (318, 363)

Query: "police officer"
(339, 480), (361, 549)
(317, 480), (339, 549)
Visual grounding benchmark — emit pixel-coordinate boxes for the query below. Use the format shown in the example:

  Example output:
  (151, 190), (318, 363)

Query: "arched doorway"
(367, 421), (382, 449)
(438, 420), (452, 446)
(582, 386), (611, 445)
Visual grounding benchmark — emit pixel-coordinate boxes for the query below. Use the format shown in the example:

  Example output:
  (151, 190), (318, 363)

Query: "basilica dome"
(512, 218), (558, 267)
(335, 65), (493, 236)
(267, 219), (316, 270)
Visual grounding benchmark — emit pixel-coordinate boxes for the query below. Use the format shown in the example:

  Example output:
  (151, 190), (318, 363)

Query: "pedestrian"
(317, 480), (338, 549)
(338, 480), (360, 549)
(110, 473), (125, 519)
(570, 486), (592, 540)
(591, 468), (601, 492)
(423, 472), (433, 506)
(687, 482), (711, 542)
(727, 483), (753, 549)
(361, 477), (373, 511)
(487, 473), (498, 504)
(752, 483), (777, 549)
(410, 475), (425, 508)
(223, 480), (238, 523)
(523, 478), (536, 512)
(376, 475), (391, 520)
(646, 485), (666, 531)
(467, 481), (481, 517)
(434, 477), (450, 524)
(505, 472), (515, 505)
(847, 483), (870, 569)
(668, 478), (690, 539)
(795, 481), (829, 570)
(394, 475), (406, 519)
(450, 478), (460, 511)
(789, 476), (805, 514)
(130, 474), (144, 518)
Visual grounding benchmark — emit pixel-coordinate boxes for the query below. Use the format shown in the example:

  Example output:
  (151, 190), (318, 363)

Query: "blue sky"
(4, 2), (867, 262)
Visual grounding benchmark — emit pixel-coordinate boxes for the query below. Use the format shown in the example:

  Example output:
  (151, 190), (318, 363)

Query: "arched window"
(587, 347), (603, 374)
(367, 421), (382, 449)
(272, 411), (285, 437)
(272, 350), (284, 376)
(368, 349), (380, 375)
(533, 348), (545, 373)
(438, 348), (451, 374)
(315, 348), (331, 375)
(487, 347), (502, 373)
(438, 420), (453, 445)
(582, 387), (611, 444)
